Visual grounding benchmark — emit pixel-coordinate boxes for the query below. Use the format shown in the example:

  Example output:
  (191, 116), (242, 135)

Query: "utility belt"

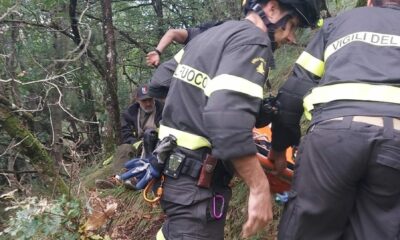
(164, 147), (208, 178)
(159, 124), (229, 188)
(314, 116), (400, 131)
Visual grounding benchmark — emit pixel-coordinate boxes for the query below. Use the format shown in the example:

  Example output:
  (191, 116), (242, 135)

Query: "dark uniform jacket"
(121, 100), (163, 144)
(272, 5), (400, 151)
(161, 20), (274, 161)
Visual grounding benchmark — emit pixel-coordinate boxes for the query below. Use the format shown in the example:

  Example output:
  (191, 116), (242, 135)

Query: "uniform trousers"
(278, 116), (400, 240)
(159, 174), (231, 239)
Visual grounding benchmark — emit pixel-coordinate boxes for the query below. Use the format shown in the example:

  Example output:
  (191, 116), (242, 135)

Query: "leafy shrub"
(0, 195), (81, 240)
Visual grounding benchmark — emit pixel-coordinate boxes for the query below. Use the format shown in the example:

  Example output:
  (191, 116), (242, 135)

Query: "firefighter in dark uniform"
(155, 0), (320, 239)
(269, 0), (400, 239)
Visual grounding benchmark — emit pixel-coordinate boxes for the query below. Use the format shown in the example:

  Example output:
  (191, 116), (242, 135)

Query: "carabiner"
(211, 194), (225, 220)
(143, 175), (165, 204)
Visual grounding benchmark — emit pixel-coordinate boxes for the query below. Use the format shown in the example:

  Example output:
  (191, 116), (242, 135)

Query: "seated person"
(95, 84), (163, 189)
(117, 84), (163, 168)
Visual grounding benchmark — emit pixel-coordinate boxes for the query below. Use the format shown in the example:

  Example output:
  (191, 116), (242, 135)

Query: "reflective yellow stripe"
(317, 18), (324, 28)
(205, 74), (263, 99)
(174, 49), (184, 63)
(156, 228), (165, 240)
(303, 83), (400, 120)
(159, 124), (211, 150)
(296, 52), (325, 78)
(173, 66), (262, 99)
(324, 32), (400, 61)
(173, 64), (210, 91)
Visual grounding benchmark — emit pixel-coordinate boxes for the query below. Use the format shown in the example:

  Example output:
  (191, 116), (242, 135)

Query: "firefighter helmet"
(242, 0), (323, 28)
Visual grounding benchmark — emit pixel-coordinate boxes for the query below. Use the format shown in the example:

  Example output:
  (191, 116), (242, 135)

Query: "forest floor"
(83, 164), (282, 240)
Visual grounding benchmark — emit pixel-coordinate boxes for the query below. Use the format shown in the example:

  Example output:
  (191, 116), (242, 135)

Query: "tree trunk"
(49, 29), (65, 165)
(152, 0), (164, 39)
(78, 64), (102, 152)
(101, 0), (121, 148)
(83, 85), (102, 151)
(69, 0), (102, 152)
(0, 17), (12, 101)
(0, 96), (68, 194)
(8, 13), (21, 107)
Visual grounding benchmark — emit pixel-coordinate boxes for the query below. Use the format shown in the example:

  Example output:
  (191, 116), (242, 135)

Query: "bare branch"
(46, 81), (99, 124)
(0, 19), (105, 76)
(0, 173), (12, 187)
(0, 69), (99, 124)
(114, 3), (152, 13)
(0, 170), (38, 174)
(56, 0), (92, 63)
(122, 63), (138, 85)
(80, 12), (149, 53)
(0, 2), (20, 22)
(0, 137), (29, 157)
(48, 104), (55, 146)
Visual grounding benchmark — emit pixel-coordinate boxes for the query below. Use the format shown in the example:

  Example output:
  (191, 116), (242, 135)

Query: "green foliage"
(0, 195), (81, 240)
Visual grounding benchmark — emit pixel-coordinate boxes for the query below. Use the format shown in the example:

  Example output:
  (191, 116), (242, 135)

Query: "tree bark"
(68, 1), (106, 77)
(69, 0), (102, 151)
(152, 0), (164, 39)
(8, 13), (21, 107)
(83, 85), (102, 151)
(101, 0), (121, 148)
(49, 28), (65, 165)
(49, 3), (69, 165)
(0, 95), (68, 194)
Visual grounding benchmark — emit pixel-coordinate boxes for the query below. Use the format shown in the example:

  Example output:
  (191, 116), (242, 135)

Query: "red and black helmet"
(243, 0), (324, 28)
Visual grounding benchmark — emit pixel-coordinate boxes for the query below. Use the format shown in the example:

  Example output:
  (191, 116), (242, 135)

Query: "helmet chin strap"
(251, 3), (292, 51)
(250, 3), (277, 51)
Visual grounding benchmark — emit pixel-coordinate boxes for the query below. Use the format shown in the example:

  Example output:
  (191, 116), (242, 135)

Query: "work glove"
(135, 134), (177, 189)
(120, 158), (149, 181)
(151, 134), (177, 167)
(135, 134), (177, 188)
(255, 96), (280, 128)
(143, 128), (158, 158)
(119, 158), (160, 190)
(118, 134), (177, 190)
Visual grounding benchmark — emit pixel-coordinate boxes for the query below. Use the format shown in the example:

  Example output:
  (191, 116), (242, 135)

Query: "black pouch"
(164, 152), (185, 178)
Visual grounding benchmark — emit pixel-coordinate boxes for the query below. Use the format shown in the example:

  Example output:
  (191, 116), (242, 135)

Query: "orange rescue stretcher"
(253, 126), (296, 194)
